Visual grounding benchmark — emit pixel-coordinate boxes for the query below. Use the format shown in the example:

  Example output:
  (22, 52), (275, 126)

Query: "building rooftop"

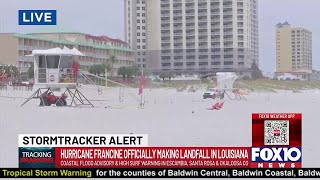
(26, 26), (130, 47)
(14, 33), (133, 52)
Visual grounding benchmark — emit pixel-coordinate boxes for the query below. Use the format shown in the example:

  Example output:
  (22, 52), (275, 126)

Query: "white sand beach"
(0, 85), (319, 179)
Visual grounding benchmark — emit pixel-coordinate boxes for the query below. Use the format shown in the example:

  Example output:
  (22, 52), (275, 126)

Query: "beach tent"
(216, 72), (238, 91)
(71, 47), (85, 56)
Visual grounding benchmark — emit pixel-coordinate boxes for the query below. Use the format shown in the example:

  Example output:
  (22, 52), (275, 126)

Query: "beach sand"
(0, 85), (319, 179)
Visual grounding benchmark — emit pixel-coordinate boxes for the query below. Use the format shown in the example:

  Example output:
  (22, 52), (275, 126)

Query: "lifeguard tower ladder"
(21, 47), (94, 107)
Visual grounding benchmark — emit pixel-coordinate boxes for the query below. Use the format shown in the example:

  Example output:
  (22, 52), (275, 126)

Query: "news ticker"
(18, 147), (302, 168)
(1, 168), (320, 178)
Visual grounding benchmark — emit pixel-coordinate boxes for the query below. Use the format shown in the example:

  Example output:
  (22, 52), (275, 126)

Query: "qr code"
(264, 120), (289, 145)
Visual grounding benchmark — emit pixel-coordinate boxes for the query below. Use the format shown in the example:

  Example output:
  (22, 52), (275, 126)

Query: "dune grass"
(234, 79), (320, 92)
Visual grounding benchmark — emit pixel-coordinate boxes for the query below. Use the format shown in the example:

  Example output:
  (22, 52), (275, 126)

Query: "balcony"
(198, 25), (207, 29)
(223, 31), (233, 35)
(237, 9), (244, 14)
(186, 65), (196, 69)
(173, 18), (183, 22)
(186, 24), (195, 29)
(161, 0), (170, 4)
(198, 50), (208, 55)
(199, 45), (208, 49)
(199, 31), (208, 36)
(211, 51), (221, 55)
(211, 31), (220, 35)
(211, 18), (220, 23)
(199, 65), (208, 69)
(186, 39), (195, 43)
(186, 45), (195, 49)
(161, 45), (171, 50)
(211, 2), (220, 7)
(161, 13), (170, 17)
(161, 18), (170, 23)
(224, 51), (233, 55)
(186, 19), (195, 23)
(223, 5), (233, 9)
(161, 39), (170, 43)
(211, 38), (220, 42)
(186, 5), (194, 9)
(173, 5), (182, 10)
(199, 38), (208, 43)
(174, 25), (183, 30)
(186, 52), (195, 56)
(162, 66), (172, 70)
(198, 4), (207, 9)
(185, 0), (194, 3)
(174, 56), (183, 61)
(223, 23), (233, 28)
(173, 32), (183, 36)
(161, 26), (170, 30)
(174, 39), (183, 43)
(161, 50), (171, 54)
(186, 12), (195, 16)
(211, 45), (221, 48)
(174, 52), (184, 56)
(161, 5), (170, 10)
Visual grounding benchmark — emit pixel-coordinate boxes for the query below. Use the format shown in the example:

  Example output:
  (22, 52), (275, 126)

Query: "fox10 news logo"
(251, 113), (302, 168)
(18, 10), (57, 25)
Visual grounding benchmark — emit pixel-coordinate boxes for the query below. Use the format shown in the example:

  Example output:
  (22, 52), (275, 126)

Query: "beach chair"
(207, 102), (220, 110)
(215, 101), (224, 110)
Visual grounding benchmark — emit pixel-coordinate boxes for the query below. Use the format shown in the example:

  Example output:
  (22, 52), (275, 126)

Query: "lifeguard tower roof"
(28, 47), (84, 88)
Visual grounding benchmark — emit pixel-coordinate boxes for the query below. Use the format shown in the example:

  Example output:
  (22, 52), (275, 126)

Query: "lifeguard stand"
(21, 47), (94, 107)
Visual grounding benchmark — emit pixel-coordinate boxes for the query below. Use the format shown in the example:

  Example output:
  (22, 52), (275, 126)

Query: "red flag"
(72, 61), (79, 76)
(139, 74), (145, 95)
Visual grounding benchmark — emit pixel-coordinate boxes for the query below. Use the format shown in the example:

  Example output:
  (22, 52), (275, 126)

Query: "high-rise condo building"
(125, 0), (259, 77)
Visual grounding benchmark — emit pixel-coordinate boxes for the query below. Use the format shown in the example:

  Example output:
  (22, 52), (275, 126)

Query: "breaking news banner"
(18, 134), (148, 168)
(251, 113), (302, 168)
(1, 168), (320, 178)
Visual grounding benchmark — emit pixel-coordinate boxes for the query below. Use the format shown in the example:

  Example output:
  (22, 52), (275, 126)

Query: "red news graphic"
(55, 147), (251, 168)
(251, 113), (302, 168)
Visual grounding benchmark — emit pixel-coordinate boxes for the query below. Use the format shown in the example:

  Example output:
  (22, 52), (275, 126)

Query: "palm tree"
(118, 66), (127, 82)
(109, 55), (118, 77)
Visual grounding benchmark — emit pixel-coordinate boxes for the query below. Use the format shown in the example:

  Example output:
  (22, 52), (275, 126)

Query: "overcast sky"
(0, 0), (318, 72)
